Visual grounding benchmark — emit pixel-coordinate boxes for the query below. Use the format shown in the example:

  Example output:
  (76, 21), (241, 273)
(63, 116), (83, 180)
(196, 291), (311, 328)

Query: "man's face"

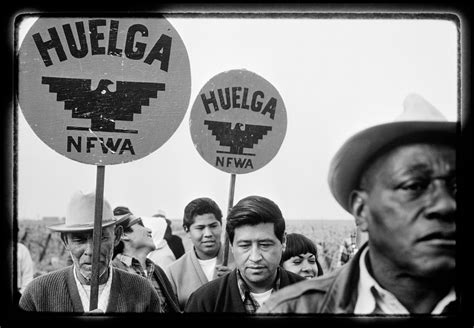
(362, 143), (456, 278)
(125, 220), (156, 252)
(231, 223), (285, 293)
(64, 225), (119, 284)
(188, 213), (222, 260)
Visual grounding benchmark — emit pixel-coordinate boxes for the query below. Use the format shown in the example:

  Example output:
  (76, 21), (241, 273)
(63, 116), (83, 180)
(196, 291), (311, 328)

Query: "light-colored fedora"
(328, 94), (457, 213)
(49, 191), (117, 232)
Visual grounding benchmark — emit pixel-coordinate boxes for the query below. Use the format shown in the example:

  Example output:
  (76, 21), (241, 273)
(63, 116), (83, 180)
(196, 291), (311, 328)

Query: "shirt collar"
(116, 253), (155, 277)
(236, 267), (281, 301)
(73, 264), (113, 312)
(116, 253), (134, 267)
(355, 246), (456, 314)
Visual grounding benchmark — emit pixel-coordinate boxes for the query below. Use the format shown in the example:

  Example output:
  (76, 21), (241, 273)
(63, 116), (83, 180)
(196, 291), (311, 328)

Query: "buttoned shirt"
(73, 265), (113, 312)
(114, 253), (169, 312)
(236, 268), (281, 314)
(354, 247), (456, 314)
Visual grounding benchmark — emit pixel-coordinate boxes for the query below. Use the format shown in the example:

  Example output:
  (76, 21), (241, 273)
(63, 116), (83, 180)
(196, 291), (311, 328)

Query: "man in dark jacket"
(112, 206), (181, 313)
(185, 195), (304, 313)
(259, 94), (457, 314)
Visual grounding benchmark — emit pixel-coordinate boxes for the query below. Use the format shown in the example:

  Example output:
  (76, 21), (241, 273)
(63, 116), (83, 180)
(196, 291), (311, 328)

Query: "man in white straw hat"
(259, 94), (457, 314)
(18, 191), (163, 313)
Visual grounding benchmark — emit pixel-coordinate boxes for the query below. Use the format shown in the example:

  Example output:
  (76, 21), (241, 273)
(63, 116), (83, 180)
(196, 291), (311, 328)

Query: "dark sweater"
(19, 266), (162, 312)
(184, 268), (305, 313)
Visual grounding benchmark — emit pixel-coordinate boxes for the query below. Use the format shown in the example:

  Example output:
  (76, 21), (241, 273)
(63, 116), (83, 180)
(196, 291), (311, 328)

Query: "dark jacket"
(112, 257), (181, 312)
(19, 266), (162, 312)
(184, 268), (305, 313)
(165, 234), (185, 260)
(258, 243), (366, 313)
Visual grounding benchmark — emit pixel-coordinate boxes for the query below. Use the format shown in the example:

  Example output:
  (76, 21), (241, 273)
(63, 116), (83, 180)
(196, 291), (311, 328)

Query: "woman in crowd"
(280, 233), (323, 279)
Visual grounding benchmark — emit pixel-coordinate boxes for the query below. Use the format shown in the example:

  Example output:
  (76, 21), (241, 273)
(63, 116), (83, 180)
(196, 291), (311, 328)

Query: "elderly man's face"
(64, 225), (120, 284)
(362, 143), (455, 278)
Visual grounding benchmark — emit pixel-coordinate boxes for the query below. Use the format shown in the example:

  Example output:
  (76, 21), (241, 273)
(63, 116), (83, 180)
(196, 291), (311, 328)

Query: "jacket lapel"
(106, 268), (120, 312)
(66, 266), (85, 312)
(320, 243), (367, 313)
(190, 248), (209, 283)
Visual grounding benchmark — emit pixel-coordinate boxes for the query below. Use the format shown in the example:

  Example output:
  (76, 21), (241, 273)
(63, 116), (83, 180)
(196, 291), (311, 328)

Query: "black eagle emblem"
(42, 76), (165, 134)
(204, 120), (272, 156)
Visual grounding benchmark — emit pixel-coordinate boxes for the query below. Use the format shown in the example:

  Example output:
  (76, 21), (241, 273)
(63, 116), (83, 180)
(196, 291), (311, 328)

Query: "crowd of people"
(16, 96), (457, 315)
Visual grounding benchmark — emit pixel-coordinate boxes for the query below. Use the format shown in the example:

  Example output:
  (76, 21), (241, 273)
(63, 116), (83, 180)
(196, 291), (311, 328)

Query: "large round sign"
(18, 17), (191, 165)
(190, 69), (287, 174)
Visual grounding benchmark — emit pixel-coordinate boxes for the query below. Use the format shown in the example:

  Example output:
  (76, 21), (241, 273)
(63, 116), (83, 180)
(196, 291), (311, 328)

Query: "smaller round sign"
(190, 69), (287, 174)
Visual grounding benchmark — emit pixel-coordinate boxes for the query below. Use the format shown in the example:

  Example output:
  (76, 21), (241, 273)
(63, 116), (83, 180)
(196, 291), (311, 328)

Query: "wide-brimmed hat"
(49, 191), (117, 232)
(328, 94), (457, 213)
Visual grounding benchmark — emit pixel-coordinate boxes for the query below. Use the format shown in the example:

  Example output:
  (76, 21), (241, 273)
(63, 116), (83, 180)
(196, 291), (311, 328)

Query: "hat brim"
(328, 121), (457, 213)
(48, 219), (117, 232)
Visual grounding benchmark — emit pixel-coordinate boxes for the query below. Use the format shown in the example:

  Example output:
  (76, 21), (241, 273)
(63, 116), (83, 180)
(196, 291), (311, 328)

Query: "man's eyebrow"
(398, 163), (433, 176)
(398, 163), (455, 177)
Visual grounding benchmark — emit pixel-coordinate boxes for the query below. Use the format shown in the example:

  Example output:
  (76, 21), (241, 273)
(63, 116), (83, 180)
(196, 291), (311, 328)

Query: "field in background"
(18, 218), (357, 276)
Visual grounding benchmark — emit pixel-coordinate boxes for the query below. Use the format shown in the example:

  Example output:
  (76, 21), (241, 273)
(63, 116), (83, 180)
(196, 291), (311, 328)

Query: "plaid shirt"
(114, 253), (169, 313)
(236, 268), (281, 314)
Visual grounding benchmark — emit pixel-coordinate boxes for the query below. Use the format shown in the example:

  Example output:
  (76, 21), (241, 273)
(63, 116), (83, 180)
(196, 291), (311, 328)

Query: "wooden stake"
(89, 165), (105, 311)
(223, 173), (236, 266)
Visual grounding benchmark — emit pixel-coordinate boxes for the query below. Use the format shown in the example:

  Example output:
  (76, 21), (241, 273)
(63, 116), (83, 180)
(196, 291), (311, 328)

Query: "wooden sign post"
(18, 16), (191, 310)
(90, 165), (105, 310)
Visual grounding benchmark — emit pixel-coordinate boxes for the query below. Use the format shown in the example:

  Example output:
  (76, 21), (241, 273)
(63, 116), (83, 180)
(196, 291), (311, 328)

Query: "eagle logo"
(204, 120), (272, 156)
(42, 76), (165, 134)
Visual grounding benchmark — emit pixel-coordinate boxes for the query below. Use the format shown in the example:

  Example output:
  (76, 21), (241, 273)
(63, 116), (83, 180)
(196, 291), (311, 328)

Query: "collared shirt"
(115, 253), (168, 313)
(354, 247), (456, 314)
(236, 268), (281, 314)
(73, 265), (113, 313)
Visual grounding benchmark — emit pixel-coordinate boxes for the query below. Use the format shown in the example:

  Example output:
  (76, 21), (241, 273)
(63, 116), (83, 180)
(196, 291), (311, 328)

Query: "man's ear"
(349, 190), (369, 232)
(183, 226), (191, 239)
(61, 233), (70, 251)
(114, 225), (124, 247)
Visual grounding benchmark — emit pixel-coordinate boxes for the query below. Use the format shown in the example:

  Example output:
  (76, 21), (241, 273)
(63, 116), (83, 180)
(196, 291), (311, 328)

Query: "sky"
(16, 15), (459, 222)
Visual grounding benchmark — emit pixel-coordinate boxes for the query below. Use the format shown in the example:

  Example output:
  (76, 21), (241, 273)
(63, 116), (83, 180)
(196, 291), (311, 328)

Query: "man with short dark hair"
(19, 192), (162, 313)
(259, 94), (457, 314)
(166, 197), (234, 310)
(184, 195), (304, 313)
(112, 206), (181, 312)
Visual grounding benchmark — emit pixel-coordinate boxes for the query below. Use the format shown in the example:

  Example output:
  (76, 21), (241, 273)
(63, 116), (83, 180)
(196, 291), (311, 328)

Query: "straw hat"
(328, 94), (457, 213)
(49, 191), (117, 232)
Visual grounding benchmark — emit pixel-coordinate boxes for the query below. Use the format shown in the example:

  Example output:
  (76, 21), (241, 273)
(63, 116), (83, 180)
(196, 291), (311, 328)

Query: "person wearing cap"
(112, 206), (181, 313)
(184, 195), (305, 313)
(18, 192), (162, 313)
(165, 197), (235, 310)
(259, 94), (456, 314)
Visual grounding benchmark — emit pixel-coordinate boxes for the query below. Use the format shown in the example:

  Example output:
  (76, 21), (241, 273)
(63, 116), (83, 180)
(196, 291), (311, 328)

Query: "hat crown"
(65, 191), (114, 227)
(396, 93), (448, 122)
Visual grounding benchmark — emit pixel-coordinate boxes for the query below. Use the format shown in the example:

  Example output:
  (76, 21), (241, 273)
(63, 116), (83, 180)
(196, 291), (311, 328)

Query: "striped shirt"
(114, 253), (169, 312)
